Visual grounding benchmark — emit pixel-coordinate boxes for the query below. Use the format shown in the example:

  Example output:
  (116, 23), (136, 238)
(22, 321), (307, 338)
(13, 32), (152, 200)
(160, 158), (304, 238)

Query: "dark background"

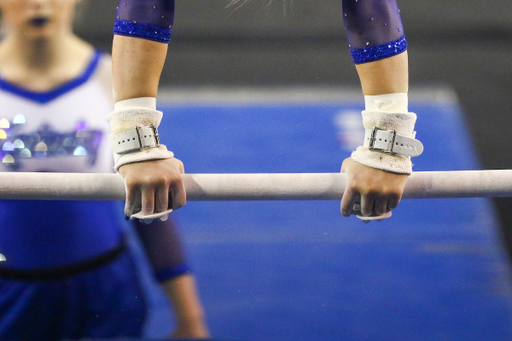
(76, 0), (512, 259)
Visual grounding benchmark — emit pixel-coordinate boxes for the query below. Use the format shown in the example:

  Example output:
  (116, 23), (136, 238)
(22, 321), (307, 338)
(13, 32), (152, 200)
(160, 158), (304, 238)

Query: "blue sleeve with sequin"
(114, 0), (175, 44)
(343, 0), (407, 64)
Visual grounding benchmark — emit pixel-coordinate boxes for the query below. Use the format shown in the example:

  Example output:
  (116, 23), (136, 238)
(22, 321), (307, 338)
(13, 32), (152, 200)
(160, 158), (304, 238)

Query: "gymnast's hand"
(119, 158), (186, 221)
(340, 157), (408, 220)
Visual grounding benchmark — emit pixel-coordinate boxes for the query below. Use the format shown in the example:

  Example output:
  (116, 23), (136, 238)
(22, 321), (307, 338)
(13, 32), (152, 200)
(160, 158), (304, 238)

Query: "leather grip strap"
(111, 126), (160, 154)
(363, 127), (423, 157)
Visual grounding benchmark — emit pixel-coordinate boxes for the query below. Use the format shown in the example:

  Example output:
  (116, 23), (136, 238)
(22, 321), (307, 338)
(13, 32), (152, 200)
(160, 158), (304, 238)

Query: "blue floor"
(136, 92), (512, 340)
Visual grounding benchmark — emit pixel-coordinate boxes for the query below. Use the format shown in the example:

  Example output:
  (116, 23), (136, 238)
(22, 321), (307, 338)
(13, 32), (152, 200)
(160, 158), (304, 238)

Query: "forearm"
(161, 274), (209, 338)
(162, 274), (205, 323)
(355, 51), (408, 96)
(134, 218), (208, 336)
(112, 0), (175, 102)
(343, 0), (408, 96)
(112, 35), (167, 101)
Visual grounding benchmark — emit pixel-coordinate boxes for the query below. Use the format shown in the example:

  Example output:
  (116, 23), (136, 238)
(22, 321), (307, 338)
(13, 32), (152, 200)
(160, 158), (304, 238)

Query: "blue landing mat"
(137, 93), (512, 341)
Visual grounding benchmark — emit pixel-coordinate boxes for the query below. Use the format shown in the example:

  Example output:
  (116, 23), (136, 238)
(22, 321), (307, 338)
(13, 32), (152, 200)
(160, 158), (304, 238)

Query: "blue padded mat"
(136, 92), (512, 341)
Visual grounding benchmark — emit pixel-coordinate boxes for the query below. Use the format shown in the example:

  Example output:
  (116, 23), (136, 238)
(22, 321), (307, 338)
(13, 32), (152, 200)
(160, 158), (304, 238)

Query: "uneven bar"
(0, 170), (511, 201)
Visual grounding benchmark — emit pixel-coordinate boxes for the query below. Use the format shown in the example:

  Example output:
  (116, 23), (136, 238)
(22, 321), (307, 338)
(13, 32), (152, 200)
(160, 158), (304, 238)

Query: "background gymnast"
(109, 0), (421, 223)
(0, 0), (208, 339)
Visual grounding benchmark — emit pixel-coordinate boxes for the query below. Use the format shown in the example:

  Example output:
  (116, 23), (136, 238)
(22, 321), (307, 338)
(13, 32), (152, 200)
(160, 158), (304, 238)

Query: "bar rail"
(0, 170), (511, 201)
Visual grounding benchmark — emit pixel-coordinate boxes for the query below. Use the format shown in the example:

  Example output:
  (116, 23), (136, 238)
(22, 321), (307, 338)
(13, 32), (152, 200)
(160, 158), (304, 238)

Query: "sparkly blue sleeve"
(342, 0), (407, 64)
(114, 0), (175, 44)
(133, 219), (191, 283)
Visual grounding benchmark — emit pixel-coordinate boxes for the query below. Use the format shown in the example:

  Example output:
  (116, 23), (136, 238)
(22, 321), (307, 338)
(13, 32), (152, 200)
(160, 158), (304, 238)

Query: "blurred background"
(77, 0), (512, 260)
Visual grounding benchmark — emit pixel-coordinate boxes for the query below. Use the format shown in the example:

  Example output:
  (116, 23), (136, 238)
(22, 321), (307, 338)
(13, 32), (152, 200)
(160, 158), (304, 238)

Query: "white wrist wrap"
(351, 111), (420, 175)
(364, 93), (408, 112)
(106, 98), (174, 172)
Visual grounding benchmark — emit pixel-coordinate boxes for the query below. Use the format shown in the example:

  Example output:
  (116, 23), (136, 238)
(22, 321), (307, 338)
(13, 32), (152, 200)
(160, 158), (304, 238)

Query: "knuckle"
(154, 177), (170, 187)
(170, 176), (184, 188)
(362, 190), (378, 200)
(385, 186), (403, 197)
(141, 175), (171, 188)
(347, 179), (359, 190)
(124, 177), (139, 189)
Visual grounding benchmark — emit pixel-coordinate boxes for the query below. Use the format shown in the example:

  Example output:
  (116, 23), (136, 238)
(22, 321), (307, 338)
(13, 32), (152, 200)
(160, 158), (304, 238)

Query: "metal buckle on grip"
(368, 127), (396, 153)
(152, 125), (161, 147)
(135, 125), (160, 151)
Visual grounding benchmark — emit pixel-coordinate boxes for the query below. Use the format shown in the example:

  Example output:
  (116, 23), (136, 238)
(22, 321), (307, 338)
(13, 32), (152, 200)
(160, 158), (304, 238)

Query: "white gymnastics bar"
(0, 170), (511, 201)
